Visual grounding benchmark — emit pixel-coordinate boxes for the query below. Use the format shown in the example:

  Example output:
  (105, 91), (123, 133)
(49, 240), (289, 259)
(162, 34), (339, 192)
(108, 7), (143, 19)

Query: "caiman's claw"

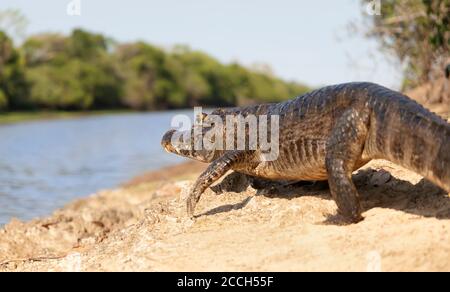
(186, 192), (197, 218)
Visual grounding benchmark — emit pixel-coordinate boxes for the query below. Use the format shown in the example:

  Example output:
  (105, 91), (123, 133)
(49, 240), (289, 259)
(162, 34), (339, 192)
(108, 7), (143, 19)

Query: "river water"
(0, 111), (190, 225)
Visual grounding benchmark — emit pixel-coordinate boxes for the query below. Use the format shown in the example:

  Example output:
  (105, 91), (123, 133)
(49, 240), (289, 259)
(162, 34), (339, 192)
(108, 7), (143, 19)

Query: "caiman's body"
(162, 82), (450, 223)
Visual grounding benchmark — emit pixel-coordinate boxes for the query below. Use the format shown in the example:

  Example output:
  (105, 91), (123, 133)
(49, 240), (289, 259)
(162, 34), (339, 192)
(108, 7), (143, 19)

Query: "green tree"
(69, 29), (109, 60)
(27, 62), (89, 110)
(22, 33), (70, 67)
(360, 0), (449, 90)
(23, 30), (123, 110)
(0, 31), (29, 110)
(0, 89), (7, 110)
(115, 42), (163, 110)
(3, 27), (310, 112)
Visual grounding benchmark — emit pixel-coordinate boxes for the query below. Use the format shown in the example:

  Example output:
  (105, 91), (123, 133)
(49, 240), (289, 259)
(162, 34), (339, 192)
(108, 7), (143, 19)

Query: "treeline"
(0, 29), (310, 111)
(360, 0), (449, 90)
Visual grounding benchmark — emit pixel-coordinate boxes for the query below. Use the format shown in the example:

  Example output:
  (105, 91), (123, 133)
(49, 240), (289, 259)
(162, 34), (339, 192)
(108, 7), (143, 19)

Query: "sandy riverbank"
(0, 158), (449, 272)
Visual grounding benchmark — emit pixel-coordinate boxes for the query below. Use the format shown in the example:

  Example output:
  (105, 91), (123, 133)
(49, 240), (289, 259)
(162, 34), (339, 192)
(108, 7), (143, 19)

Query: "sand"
(0, 159), (449, 272)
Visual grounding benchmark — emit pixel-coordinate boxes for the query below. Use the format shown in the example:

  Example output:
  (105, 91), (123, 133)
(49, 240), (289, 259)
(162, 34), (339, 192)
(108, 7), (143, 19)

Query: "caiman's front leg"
(187, 151), (248, 218)
(325, 105), (370, 223)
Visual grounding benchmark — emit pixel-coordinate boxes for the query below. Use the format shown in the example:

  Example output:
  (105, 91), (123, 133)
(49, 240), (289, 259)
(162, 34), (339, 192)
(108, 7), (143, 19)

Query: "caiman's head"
(161, 111), (224, 163)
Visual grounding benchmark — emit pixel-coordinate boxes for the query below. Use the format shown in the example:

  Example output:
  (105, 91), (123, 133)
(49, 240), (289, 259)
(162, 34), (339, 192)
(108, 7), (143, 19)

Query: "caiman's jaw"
(161, 129), (216, 163)
(161, 129), (178, 154)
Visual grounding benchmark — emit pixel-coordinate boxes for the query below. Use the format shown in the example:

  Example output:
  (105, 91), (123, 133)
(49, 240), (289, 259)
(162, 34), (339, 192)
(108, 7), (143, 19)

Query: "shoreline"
(0, 160), (205, 269)
(0, 110), (135, 126)
(0, 108), (197, 126)
(0, 159), (449, 271)
(123, 161), (207, 188)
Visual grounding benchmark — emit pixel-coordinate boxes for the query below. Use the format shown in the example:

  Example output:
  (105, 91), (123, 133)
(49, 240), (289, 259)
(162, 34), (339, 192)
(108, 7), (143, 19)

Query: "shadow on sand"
(198, 168), (450, 222)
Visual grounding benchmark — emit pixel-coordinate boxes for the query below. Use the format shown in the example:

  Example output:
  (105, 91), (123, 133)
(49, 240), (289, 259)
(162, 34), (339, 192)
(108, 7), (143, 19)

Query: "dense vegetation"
(0, 29), (309, 112)
(360, 0), (449, 90)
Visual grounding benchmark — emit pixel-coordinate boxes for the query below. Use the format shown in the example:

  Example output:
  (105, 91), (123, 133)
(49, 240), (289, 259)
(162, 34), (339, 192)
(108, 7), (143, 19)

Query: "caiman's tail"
(367, 84), (450, 193)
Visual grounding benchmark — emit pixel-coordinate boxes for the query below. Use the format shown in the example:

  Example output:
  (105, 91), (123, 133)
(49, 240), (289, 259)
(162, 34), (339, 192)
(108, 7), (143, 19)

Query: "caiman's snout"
(161, 129), (177, 153)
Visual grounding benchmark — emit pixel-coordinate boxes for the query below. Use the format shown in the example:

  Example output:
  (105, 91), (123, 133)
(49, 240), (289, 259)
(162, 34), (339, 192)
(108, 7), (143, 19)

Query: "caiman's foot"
(325, 104), (370, 226)
(335, 196), (364, 224)
(324, 213), (364, 226)
(209, 172), (250, 195)
(186, 190), (201, 218)
(185, 152), (245, 218)
(186, 195), (195, 218)
(343, 213), (364, 224)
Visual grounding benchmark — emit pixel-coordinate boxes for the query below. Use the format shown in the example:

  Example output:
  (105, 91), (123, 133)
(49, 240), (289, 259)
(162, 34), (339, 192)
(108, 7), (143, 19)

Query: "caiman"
(161, 82), (450, 223)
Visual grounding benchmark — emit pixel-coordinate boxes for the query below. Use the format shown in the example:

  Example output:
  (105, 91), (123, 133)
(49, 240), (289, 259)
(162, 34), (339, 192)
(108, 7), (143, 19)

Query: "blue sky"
(0, 0), (403, 89)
